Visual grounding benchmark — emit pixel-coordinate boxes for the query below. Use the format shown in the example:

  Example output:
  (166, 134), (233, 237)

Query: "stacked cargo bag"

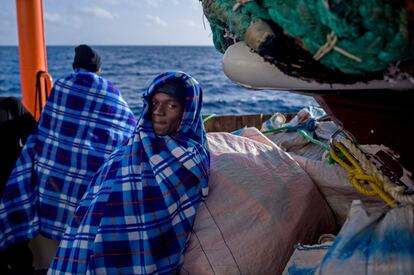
(181, 129), (337, 274)
(283, 200), (414, 274)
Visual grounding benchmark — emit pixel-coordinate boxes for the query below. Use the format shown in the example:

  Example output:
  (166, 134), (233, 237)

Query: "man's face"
(151, 92), (184, 136)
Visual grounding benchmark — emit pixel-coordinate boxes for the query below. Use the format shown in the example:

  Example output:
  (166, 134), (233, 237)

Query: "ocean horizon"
(0, 45), (317, 116)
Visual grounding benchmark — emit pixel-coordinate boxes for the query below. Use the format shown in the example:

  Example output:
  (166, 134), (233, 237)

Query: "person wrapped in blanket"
(48, 71), (210, 274)
(0, 97), (36, 274)
(0, 45), (137, 254)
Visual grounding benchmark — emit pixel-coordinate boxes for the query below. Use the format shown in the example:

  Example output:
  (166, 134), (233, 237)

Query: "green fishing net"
(201, 0), (414, 75)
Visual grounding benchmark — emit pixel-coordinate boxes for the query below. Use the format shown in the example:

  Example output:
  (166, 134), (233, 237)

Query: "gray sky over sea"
(0, 0), (213, 46)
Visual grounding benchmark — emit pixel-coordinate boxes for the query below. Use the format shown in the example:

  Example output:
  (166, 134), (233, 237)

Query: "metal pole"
(16, 0), (51, 120)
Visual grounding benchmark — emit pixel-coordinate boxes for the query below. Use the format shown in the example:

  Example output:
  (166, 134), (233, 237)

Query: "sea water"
(0, 46), (316, 115)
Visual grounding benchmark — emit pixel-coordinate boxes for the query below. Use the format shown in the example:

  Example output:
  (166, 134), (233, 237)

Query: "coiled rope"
(330, 142), (396, 207)
(330, 136), (414, 207)
(340, 138), (414, 205)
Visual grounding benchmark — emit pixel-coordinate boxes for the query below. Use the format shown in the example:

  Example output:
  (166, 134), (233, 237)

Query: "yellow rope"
(330, 143), (396, 208)
(341, 139), (414, 205)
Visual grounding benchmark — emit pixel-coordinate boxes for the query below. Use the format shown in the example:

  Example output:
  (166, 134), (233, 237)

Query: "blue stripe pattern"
(48, 71), (210, 274)
(0, 69), (136, 249)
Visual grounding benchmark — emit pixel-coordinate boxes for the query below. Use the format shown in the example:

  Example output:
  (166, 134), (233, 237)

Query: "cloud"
(0, 21), (11, 33)
(189, 0), (202, 10)
(0, 20), (12, 27)
(146, 0), (182, 6)
(44, 12), (82, 28)
(179, 19), (198, 28)
(81, 7), (114, 19)
(145, 15), (167, 27)
(143, 0), (161, 8)
(45, 12), (63, 23)
(101, 0), (121, 5)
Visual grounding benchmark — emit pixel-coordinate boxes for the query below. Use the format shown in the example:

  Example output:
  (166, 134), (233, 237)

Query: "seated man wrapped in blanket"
(48, 71), (210, 274)
(0, 45), (137, 251)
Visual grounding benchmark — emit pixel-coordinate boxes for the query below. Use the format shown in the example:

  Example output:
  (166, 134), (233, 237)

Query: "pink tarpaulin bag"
(181, 130), (336, 274)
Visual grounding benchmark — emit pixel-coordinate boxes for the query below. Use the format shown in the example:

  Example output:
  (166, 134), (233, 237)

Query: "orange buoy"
(16, 0), (52, 120)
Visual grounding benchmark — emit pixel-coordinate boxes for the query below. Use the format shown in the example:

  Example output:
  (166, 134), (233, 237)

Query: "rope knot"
(313, 31), (362, 63)
(330, 141), (397, 207)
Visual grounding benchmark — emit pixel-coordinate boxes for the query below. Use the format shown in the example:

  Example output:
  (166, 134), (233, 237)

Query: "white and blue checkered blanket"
(49, 71), (210, 274)
(0, 69), (136, 249)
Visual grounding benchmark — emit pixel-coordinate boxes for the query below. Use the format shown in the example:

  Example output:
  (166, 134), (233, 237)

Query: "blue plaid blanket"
(0, 69), (136, 249)
(49, 71), (210, 274)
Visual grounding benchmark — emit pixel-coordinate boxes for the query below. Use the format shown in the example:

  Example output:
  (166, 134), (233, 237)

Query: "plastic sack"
(181, 130), (336, 275)
(283, 200), (414, 274)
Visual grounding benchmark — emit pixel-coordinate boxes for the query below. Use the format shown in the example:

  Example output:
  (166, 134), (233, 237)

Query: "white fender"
(223, 42), (414, 91)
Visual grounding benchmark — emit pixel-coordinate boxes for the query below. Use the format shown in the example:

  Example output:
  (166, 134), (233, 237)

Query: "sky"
(0, 0), (213, 46)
